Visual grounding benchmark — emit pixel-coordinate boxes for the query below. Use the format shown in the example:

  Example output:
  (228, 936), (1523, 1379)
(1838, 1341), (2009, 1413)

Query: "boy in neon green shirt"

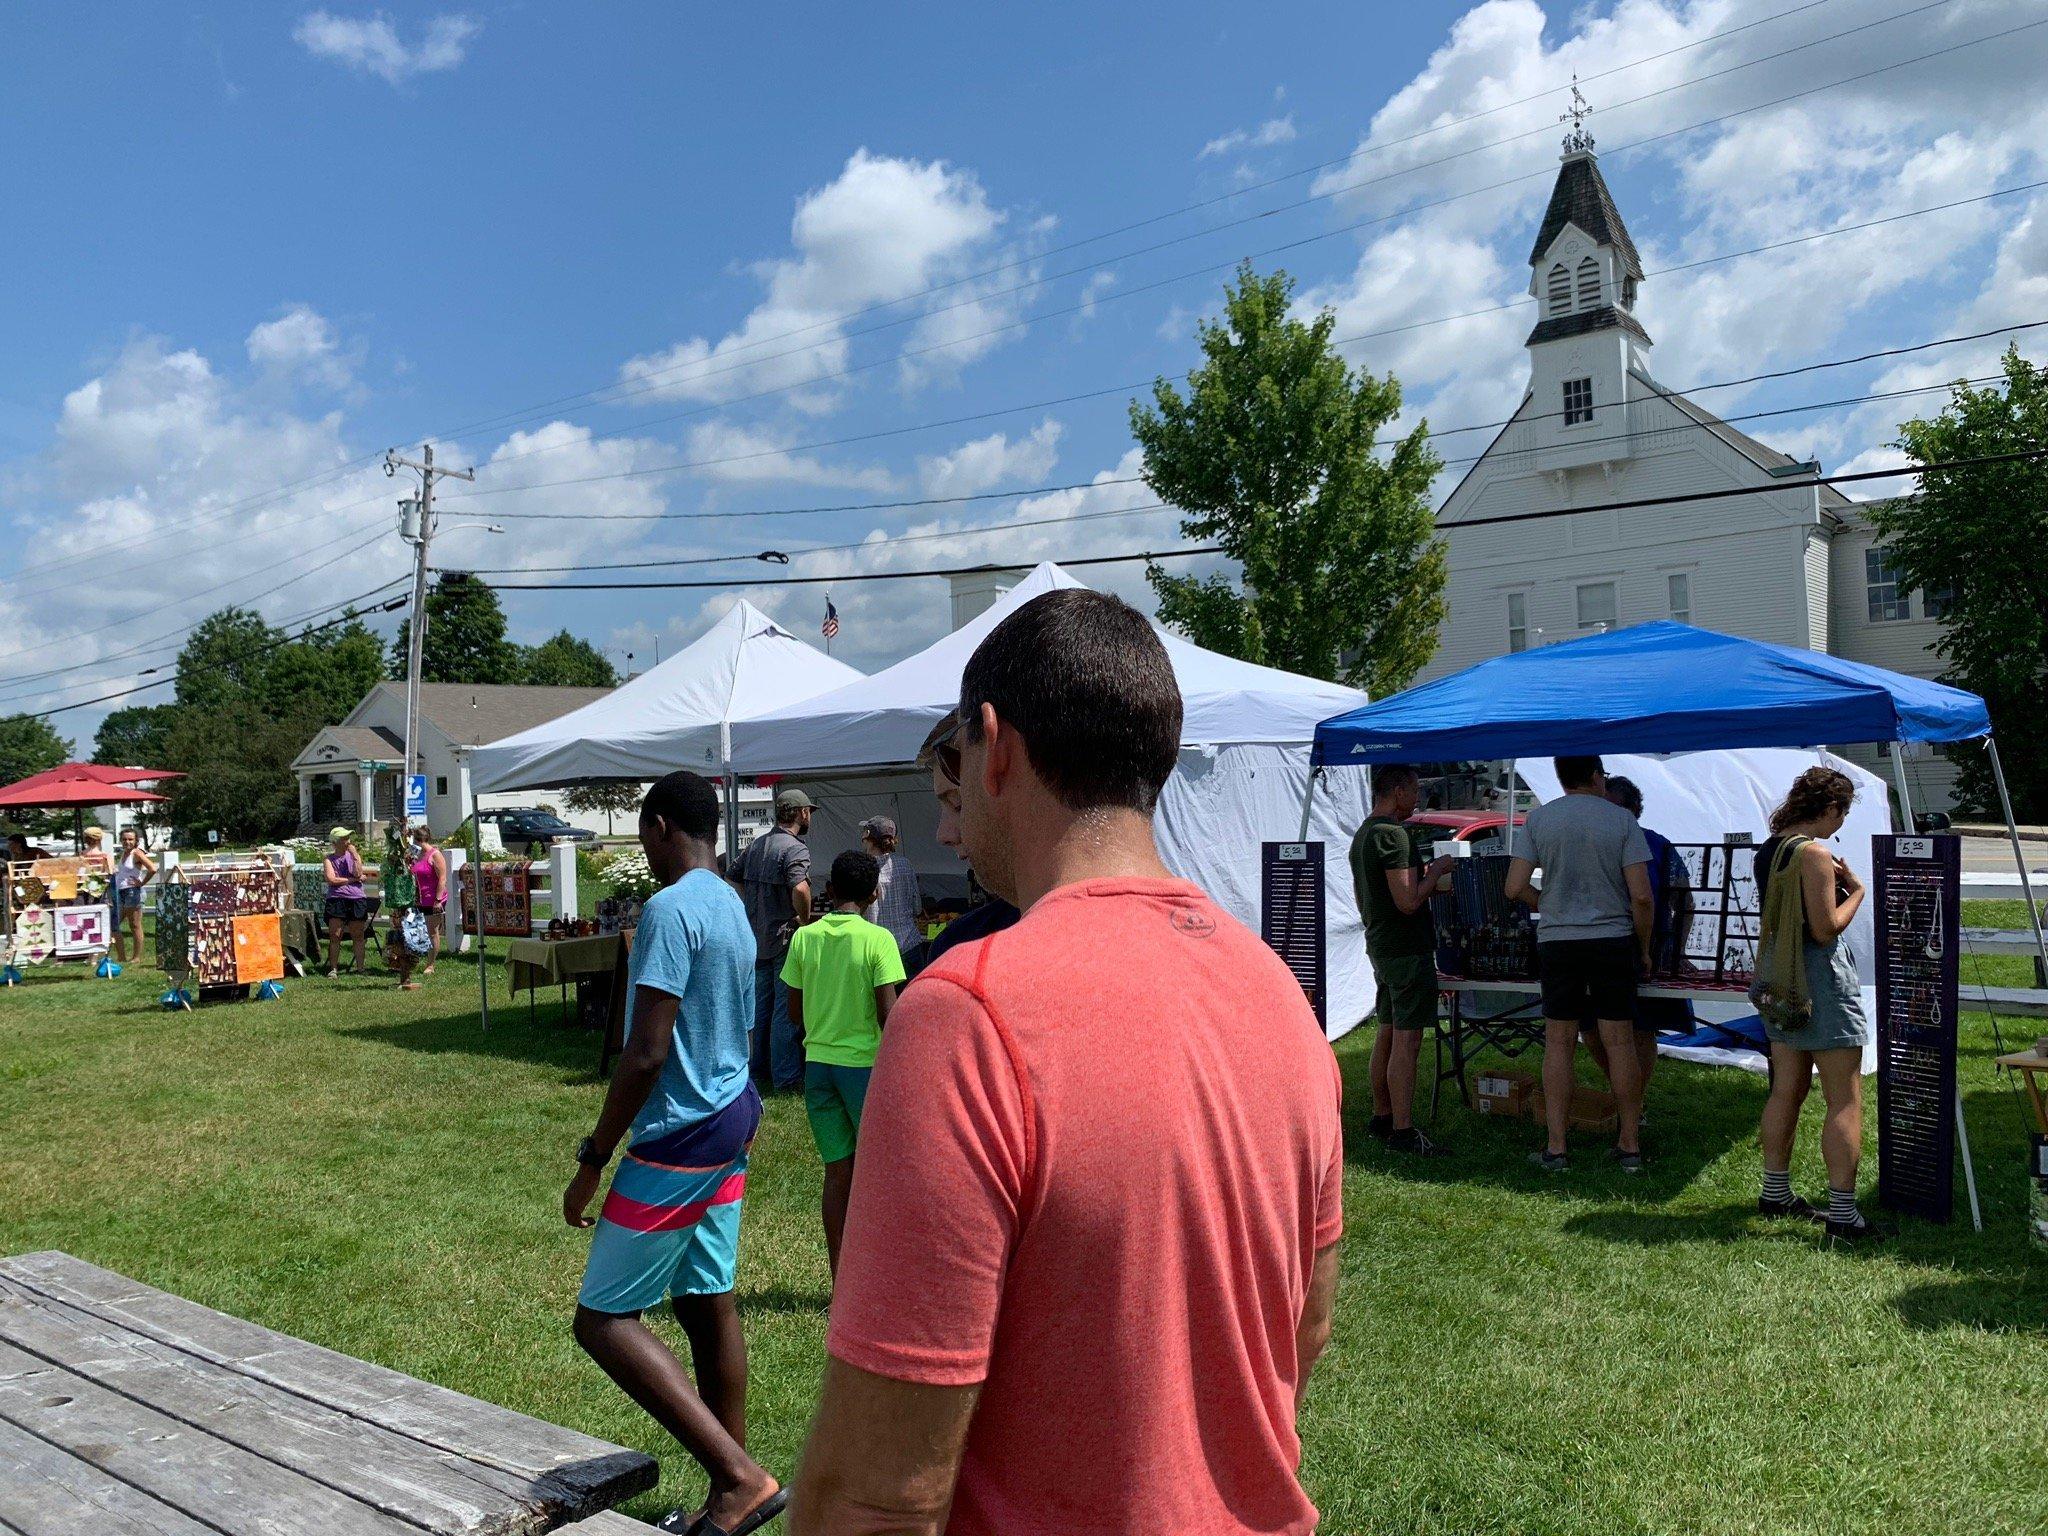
(780, 847), (905, 1274)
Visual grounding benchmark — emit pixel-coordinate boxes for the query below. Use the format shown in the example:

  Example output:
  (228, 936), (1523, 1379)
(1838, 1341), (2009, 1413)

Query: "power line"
(433, 0), (1899, 444)
(479, 318), (2046, 524)
(478, 448), (2047, 594)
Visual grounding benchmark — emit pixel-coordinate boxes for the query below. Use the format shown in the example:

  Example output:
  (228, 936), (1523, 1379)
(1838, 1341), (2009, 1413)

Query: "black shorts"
(1538, 936), (1637, 1022)
(324, 896), (371, 924)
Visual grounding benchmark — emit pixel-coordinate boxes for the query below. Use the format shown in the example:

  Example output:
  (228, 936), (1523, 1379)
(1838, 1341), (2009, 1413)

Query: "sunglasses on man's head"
(919, 711), (966, 785)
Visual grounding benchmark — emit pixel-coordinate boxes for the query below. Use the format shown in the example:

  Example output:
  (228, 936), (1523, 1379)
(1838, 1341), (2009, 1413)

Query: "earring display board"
(1261, 842), (1327, 1030)
(458, 860), (533, 937)
(231, 914), (285, 984)
(54, 905), (111, 957)
(1875, 833), (1962, 1225)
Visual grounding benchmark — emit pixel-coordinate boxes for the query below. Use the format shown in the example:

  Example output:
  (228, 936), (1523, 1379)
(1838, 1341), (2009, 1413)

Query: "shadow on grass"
(338, 1003), (606, 1079)
(1889, 1267), (2048, 1333)
(1340, 1036), (1761, 1201)
(738, 1284), (832, 1317)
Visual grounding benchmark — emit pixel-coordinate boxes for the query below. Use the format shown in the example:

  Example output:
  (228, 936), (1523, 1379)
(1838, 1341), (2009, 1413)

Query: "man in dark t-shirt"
(1348, 764), (1452, 1153)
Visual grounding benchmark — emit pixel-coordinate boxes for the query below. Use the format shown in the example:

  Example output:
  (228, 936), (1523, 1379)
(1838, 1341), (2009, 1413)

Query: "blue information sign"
(405, 774), (428, 818)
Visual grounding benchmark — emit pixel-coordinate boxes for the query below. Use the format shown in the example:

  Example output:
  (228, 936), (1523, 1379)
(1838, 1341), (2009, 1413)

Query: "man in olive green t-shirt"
(1348, 764), (1452, 1154)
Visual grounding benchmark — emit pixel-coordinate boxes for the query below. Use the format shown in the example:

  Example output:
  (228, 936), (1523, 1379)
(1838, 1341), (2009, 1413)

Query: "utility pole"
(386, 444), (476, 804)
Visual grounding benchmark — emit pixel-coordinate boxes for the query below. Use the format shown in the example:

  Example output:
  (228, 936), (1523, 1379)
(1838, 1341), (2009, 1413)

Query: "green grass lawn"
(3, 915), (2045, 1535)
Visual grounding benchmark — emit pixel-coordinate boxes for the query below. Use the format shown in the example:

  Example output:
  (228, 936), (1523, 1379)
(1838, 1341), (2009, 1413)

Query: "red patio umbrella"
(0, 765), (173, 850)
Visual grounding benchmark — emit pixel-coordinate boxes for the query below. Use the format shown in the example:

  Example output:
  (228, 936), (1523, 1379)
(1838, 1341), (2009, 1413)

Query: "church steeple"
(1525, 81), (1648, 350)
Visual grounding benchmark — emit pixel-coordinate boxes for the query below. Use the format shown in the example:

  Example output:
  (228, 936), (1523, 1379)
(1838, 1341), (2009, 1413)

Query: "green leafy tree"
(561, 780), (641, 834)
(92, 704), (182, 770)
(262, 616), (387, 721)
(392, 572), (522, 684)
(1132, 263), (1446, 696)
(160, 703), (321, 842)
(174, 607), (282, 710)
(0, 714), (74, 832)
(1871, 346), (2048, 818)
(521, 630), (619, 688)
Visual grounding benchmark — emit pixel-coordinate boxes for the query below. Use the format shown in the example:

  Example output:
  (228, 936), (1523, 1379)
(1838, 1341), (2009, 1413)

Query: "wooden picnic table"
(0, 1250), (655, 1535)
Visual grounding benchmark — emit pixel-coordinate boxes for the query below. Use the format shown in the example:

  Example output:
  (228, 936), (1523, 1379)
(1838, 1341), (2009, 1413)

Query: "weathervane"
(1560, 75), (1594, 154)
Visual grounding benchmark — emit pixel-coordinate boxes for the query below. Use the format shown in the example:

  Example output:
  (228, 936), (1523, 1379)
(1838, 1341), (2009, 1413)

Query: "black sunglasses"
(920, 712), (966, 785)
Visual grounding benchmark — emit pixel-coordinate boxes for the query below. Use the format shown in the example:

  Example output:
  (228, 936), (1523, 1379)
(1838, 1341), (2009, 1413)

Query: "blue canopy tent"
(1306, 622), (2046, 1232)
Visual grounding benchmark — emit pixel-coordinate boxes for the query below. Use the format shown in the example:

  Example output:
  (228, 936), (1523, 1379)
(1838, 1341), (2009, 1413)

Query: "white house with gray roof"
(1423, 133), (1958, 808)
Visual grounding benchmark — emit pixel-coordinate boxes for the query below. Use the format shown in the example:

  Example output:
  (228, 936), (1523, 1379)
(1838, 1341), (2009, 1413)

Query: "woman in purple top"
(322, 826), (371, 977)
(409, 824), (449, 974)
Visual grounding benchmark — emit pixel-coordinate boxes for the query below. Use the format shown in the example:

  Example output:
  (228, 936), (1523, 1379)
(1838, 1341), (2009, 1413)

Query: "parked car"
(479, 808), (598, 857)
(1405, 809), (1526, 859)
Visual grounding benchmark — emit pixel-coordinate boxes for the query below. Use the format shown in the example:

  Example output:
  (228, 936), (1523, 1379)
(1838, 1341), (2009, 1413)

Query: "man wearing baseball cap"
(858, 815), (923, 961)
(736, 787), (814, 1090)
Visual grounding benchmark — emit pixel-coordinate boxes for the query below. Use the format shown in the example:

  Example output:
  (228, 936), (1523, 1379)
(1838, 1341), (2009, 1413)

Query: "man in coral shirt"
(791, 589), (1346, 1536)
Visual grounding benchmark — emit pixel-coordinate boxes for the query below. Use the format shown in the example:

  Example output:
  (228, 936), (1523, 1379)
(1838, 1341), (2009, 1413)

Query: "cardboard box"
(1468, 1069), (1538, 1118)
(1528, 1084), (1621, 1135)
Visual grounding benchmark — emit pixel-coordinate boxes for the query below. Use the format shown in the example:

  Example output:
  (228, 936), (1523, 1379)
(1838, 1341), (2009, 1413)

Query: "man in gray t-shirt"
(736, 788), (814, 1089)
(1505, 755), (1654, 1172)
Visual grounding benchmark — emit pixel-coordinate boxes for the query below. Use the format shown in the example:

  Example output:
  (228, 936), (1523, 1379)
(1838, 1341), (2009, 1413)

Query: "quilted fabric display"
(458, 860), (532, 937)
(291, 865), (328, 914)
(11, 875), (48, 908)
(231, 914), (285, 983)
(382, 830), (418, 910)
(236, 868), (281, 916)
(192, 916), (237, 985)
(14, 907), (54, 965)
(156, 884), (191, 976)
(190, 875), (237, 918)
(54, 905), (111, 957)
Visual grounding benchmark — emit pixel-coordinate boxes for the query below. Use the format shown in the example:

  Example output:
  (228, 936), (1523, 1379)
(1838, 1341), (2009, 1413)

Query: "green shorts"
(1371, 951), (1439, 1032)
(804, 1061), (872, 1164)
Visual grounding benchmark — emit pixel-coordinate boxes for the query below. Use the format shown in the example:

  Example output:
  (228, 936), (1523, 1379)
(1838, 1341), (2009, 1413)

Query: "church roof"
(1525, 305), (1653, 349)
(1633, 369), (1853, 511)
(1529, 152), (1642, 279)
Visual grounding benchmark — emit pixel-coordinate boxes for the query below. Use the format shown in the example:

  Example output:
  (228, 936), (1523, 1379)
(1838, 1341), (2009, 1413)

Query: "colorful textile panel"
(192, 916), (237, 985)
(231, 914), (284, 983)
(54, 905), (111, 957)
(156, 884), (192, 977)
(13, 907), (54, 966)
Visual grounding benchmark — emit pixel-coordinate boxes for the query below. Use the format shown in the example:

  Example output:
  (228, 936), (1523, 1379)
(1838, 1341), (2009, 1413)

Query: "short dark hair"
(641, 770), (720, 843)
(828, 848), (881, 907)
(1604, 774), (1644, 817)
(1555, 755), (1605, 790)
(1371, 764), (1420, 800)
(959, 589), (1182, 813)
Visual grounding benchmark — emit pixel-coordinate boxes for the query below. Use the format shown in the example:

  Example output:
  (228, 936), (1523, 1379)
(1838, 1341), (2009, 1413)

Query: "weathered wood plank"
(0, 1277), (548, 1535)
(0, 1253), (654, 1513)
(0, 1418), (219, 1536)
(1961, 983), (2048, 1018)
(551, 1515), (654, 1533)
(0, 1339), (416, 1534)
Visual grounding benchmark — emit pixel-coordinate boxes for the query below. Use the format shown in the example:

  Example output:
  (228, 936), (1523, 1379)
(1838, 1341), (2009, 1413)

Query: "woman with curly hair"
(1750, 766), (1881, 1242)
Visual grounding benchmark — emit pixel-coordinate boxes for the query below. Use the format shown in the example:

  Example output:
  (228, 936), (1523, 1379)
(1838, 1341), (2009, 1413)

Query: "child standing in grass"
(780, 848), (904, 1276)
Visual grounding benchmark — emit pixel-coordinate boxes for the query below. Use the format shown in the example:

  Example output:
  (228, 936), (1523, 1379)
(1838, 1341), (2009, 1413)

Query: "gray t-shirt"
(736, 826), (810, 960)
(1520, 792), (1651, 943)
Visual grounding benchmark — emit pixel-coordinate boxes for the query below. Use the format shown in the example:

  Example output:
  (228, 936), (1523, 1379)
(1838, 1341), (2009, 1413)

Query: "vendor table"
(1995, 1050), (2048, 1136)
(503, 934), (631, 1073)
(1430, 974), (1756, 1120)
(0, 1249), (654, 1534)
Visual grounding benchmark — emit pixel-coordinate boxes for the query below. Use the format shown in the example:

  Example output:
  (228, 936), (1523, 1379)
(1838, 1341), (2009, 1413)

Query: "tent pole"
(1986, 737), (2048, 980)
(1504, 760), (1517, 858)
(1295, 765), (1318, 841)
(1889, 746), (1915, 833)
(462, 750), (489, 1034)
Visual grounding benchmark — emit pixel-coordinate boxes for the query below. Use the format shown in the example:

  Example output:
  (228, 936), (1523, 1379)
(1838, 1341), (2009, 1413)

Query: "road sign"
(405, 774), (428, 818)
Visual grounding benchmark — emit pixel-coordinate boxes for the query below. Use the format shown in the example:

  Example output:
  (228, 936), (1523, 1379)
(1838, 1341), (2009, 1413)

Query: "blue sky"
(4, 0), (2045, 745)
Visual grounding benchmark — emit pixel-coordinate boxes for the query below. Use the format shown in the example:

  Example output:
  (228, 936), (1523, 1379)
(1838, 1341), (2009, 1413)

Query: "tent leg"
(1295, 767), (1318, 841)
(1503, 760), (1517, 858)
(465, 755), (490, 1034)
(723, 774), (741, 868)
(1986, 738), (2048, 982)
(1889, 746), (1915, 833)
(1955, 1087), (1983, 1232)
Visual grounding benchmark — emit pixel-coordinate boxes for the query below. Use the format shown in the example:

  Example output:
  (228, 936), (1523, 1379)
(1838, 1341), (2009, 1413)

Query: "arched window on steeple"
(1576, 256), (1601, 309)
(1546, 263), (1571, 315)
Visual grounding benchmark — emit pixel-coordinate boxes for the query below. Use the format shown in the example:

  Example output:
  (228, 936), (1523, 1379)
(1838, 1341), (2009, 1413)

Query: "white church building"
(1424, 125), (1957, 807)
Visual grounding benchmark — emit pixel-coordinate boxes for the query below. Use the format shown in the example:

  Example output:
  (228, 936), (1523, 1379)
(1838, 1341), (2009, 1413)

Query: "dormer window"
(1576, 257), (1600, 309)
(1546, 263), (1570, 315)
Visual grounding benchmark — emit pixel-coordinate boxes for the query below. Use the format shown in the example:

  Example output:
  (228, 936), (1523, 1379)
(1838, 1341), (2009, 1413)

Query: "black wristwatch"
(575, 1136), (609, 1170)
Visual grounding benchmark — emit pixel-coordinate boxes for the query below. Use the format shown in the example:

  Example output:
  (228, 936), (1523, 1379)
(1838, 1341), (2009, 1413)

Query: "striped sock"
(1827, 1186), (1862, 1226)
(1761, 1168), (1793, 1205)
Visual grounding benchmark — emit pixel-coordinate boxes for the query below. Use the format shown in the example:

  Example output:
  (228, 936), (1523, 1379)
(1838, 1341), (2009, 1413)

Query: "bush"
(600, 846), (663, 901)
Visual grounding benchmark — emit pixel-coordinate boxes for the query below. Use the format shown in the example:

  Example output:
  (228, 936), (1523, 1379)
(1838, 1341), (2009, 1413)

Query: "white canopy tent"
(729, 562), (1380, 1035)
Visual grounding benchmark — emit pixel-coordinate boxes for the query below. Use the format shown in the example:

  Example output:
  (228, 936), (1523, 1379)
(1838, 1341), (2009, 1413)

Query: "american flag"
(821, 597), (839, 641)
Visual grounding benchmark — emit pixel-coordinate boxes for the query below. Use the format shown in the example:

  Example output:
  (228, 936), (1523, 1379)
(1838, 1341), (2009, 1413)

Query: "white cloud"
(916, 419), (1063, 499)
(293, 10), (478, 85)
(1200, 115), (1298, 160)
(246, 304), (354, 391)
(619, 150), (1031, 409)
(678, 420), (897, 492)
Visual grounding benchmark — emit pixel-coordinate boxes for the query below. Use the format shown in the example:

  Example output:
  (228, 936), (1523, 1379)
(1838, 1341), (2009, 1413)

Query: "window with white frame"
(1562, 376), (1594, 426)
(1923, 576), (1957, 620)
(1866, 547), (1910, 622)
(1546, 264), (1571, 315)
(1576, 256), (1600, 308)
(1507, 591), (1528, 652)
(1576, 581), (1617, 633)
(1667, 572), (1692, 625)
